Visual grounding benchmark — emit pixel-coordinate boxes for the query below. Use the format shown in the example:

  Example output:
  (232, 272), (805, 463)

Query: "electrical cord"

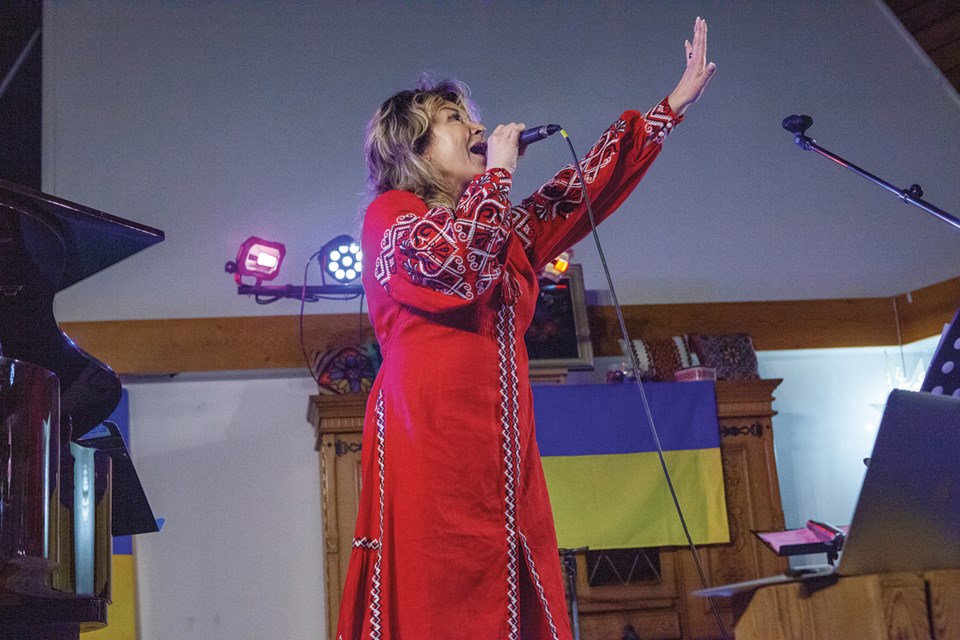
(294, 250), (369, 388)
(558, 128), (730, 640)
(300, 250), (325, 386)
(358, 290), (366, 346)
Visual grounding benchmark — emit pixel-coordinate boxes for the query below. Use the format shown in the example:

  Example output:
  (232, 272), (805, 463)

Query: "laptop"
(695, 388), (960, 597)
(835, 388), (960, 576)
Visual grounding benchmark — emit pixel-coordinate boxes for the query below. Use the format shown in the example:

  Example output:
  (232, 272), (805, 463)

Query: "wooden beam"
(62, 314), (373, 376)
(589, 297), (899, 354)
(894, 276), (960, 344)
(61, 277), (960, 375)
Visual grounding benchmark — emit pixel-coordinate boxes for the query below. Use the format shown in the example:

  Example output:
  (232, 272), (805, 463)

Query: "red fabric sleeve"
(512, 97), (683, 270)
(368, 168), (514, 313)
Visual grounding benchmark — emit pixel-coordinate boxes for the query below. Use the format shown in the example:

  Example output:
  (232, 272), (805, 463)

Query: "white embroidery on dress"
(374, 170), (513, 300)
(352, 537), (381, 550)
(644, 97), (680, 145)
(509, 205), (534, 251)
(374, 212), (418, 290)
(519, 532), (561, 640)
(497, 304), (521, 640)
(369, 390), (386, 640)
(517, 119), (627, 224)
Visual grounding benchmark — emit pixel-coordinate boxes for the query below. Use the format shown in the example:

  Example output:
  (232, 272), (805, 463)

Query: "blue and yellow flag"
(533, 382), (729, 549)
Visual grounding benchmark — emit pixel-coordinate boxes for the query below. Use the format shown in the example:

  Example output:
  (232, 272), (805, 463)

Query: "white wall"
(757, 336), (937, 531)
(42, 0), (960, 324)
(125, 372), (325, 640)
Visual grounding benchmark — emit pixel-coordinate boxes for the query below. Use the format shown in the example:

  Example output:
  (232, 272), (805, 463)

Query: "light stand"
(225, 235), (364, 302)
(783, 114), (960, 233)
(235, 283), (363, 301)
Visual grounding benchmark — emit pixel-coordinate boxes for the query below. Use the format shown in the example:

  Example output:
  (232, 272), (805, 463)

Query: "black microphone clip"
(781, 114), (813, 135)
(782, 114), (814, 149)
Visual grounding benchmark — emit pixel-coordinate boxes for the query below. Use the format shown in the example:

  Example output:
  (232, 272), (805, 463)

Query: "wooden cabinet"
(307, 392), (366, 640)
(308, 379), (787, 640)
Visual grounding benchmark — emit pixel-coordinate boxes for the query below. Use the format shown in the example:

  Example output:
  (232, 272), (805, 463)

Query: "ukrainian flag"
(533, 382), (729, 549)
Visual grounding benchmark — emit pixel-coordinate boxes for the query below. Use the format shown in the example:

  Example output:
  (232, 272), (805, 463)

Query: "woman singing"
(338, 17), (716, 640)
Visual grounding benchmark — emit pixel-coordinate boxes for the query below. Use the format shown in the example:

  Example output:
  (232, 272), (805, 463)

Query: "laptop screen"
(838, 389), (960, 576)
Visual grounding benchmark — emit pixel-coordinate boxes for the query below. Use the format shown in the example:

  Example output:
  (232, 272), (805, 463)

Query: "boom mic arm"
(781, 113), (960, 232)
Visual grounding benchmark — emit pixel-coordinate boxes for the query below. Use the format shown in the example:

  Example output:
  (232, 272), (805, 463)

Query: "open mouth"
(469, 141), (487, 157)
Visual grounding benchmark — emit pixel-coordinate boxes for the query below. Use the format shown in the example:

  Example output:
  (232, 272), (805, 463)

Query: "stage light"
(228, 233), (363, 303)
(542, 250), (573, 282)
(321, 235), (363, 285)
(226, 236), (286, 284)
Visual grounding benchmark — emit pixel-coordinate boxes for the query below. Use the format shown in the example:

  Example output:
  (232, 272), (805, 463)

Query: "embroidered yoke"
(337, 99), (681, 640)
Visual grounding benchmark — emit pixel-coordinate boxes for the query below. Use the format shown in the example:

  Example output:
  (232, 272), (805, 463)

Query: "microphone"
(782, 114), (813, 135)
(519, 124), (561, 146)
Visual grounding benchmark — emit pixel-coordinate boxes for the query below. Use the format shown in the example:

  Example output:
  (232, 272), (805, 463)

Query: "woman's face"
(422, 101), (486, 199)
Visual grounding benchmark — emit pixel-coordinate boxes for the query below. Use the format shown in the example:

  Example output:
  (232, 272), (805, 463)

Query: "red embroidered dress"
(337, 99), (681, 640)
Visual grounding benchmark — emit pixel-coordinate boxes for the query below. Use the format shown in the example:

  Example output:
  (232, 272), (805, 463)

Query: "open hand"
(668, 17), (717, 116)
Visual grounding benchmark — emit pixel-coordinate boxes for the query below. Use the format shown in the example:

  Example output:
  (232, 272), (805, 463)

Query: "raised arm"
(514, 17), (717, 270)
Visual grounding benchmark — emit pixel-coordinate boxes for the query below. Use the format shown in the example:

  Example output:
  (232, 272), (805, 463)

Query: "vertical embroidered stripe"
(505, 303), (520, 486)
(497, 305), (520, 640)
(369, 389), (386, 640)
(519, 532), (560, 640)
(505, 305), (528, 638)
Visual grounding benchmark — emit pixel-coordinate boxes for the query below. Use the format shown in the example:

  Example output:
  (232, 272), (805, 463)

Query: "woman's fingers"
(486, 123), (525, 174)
(668, 17), (717, 116)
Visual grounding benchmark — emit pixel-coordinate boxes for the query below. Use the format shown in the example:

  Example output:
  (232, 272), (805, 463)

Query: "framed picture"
(524, 264), (594, 371)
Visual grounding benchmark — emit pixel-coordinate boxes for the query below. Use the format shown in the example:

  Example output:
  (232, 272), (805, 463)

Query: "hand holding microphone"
(485, 122), (526, 175)
(485, 123), (562, 175)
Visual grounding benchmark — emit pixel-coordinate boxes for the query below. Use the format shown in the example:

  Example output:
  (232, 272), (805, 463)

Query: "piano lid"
(0, 178), (164, 290)
(0, 179), (164, 437)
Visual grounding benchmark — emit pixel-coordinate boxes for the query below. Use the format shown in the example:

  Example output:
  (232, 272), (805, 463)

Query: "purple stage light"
(232, 236), (286, 283)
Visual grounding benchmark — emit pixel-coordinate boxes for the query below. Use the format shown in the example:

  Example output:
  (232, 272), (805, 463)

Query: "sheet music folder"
(753, 522), (848, 563)
(695, 389), (960, 598)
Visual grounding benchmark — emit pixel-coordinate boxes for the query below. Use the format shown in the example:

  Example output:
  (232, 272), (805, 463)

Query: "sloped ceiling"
(884, 0), (960, 91)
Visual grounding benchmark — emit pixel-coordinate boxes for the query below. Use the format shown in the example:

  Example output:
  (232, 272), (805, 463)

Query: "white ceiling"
(42, 0), (960, 322)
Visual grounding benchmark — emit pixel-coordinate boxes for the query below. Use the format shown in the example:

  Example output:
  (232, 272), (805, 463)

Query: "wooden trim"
(61, 277), (960, 375)
(61, 314), (373, 376)
(893, 277), (960, 344)
(590, 277), (960, 354)
(589, 297), (899, 353)
(715, 379), (782, 419)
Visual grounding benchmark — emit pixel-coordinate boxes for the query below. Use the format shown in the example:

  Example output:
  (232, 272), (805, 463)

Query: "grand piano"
(0, 178), (163, 638)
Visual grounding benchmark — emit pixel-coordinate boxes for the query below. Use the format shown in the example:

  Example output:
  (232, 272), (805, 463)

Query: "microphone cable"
(556, 127), (731, 640)
(300, 250), (325, 387)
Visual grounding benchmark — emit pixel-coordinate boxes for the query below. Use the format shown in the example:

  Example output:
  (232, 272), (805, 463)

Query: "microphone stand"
(560, 547), (587, 640)
(783, 115), (960, 233)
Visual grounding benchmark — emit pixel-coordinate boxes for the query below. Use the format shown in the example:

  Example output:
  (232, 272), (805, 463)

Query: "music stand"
(920, 307), (960, 396)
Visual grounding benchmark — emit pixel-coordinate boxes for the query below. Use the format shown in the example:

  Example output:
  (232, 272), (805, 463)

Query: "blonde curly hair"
(365, 76), (479, 209)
